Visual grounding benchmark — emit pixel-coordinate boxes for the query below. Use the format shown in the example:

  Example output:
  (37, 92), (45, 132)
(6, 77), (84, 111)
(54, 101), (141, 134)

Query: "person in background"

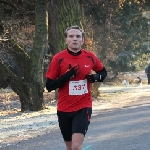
(145, 62), (150, 85)
(137, 76), (142, 85)
(46, 25), (107, 150)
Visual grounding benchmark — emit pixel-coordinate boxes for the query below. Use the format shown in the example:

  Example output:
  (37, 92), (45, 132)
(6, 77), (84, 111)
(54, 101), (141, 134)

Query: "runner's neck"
(67, 48), (82, 56)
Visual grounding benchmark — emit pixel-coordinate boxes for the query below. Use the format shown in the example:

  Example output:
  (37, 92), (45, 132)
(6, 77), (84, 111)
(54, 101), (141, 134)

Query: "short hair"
(64, 25), (84, 38)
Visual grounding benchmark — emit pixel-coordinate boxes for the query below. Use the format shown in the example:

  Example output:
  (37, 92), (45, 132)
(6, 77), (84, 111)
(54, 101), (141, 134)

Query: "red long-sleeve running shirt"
(46, 49), (104, 112)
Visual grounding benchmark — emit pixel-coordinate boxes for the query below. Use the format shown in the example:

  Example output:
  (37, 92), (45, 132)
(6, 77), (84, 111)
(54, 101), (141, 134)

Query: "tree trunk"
(48, 0), (82, 99)
(28, 0), (49, 111)
(0, 0), (49, 111)
(83, 19), (101, 99)
(49, 0), (82, 54)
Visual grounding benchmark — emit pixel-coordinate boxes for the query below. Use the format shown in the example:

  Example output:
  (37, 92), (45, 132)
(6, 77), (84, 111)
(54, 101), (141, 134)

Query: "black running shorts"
(57, 107), (92, 141)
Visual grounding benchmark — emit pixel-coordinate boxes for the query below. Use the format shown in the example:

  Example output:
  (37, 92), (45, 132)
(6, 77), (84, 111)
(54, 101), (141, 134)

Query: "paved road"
(0, 94), (150, 150)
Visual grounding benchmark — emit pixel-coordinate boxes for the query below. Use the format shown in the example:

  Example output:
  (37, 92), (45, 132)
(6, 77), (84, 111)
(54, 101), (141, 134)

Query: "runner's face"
(66, 29), (84, 51)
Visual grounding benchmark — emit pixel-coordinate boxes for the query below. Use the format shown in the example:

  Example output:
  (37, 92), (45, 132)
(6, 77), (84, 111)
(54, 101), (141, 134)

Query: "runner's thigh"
(72, 108), (92, 135)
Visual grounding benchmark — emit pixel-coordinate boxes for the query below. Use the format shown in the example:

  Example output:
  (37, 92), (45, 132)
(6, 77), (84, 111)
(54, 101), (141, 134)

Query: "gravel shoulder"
(0, 85), (150, 146)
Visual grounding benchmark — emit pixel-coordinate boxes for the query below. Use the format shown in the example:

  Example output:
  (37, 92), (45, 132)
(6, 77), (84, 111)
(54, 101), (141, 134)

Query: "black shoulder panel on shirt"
(58, 58), (64, 66)
(87, 56), (94, 64)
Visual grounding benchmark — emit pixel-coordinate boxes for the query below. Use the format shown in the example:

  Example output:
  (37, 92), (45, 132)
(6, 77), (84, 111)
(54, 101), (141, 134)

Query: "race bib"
(69, 79), (88, 95)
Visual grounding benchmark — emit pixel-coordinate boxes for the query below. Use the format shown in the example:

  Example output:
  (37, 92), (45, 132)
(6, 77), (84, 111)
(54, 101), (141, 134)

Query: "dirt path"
(0, 85), (149, 146)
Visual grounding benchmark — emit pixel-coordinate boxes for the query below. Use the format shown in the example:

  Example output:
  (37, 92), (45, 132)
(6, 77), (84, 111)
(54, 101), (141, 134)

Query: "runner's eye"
(68, 35), (81, 38)
(76, 35), (81, 38)
(69, 35), (74, 38)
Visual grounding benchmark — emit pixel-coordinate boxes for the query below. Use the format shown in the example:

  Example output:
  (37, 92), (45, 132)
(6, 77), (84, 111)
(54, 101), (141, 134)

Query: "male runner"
(46, 25), (107, 150)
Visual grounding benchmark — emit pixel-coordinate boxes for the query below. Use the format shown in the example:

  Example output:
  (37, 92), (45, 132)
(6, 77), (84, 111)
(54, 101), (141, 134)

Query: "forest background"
(0, 0), (150, 112)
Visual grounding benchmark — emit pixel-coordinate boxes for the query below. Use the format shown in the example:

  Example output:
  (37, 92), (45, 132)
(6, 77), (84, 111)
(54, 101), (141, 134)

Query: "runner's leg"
(71, 108), (92, 150)
(57, 111), (73, 150)
(72, 133), (84, 150)
(65, 141), (72, 150)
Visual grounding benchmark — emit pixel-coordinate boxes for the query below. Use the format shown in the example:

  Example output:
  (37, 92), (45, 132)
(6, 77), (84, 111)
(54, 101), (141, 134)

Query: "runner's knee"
(72, 142), (81, 150)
